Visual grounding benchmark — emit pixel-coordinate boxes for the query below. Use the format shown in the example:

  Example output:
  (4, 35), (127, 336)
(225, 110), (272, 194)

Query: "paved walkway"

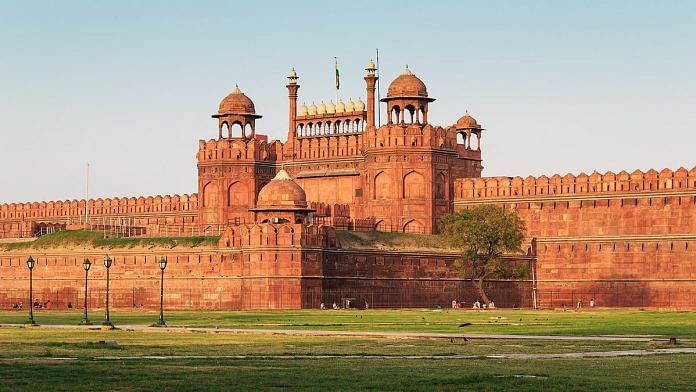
(1, 323), (688, 343)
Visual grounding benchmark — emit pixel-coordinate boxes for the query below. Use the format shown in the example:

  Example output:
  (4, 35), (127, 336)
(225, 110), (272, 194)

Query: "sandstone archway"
(403, 171), (425, 198)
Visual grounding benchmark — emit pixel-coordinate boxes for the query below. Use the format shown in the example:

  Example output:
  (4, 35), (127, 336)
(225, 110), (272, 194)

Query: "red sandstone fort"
(0, 63), (694, 309)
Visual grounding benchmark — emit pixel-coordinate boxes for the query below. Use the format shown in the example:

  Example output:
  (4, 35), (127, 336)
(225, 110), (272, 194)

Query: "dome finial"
(402, 65), (412, 75)
(232, 84), (241, 94)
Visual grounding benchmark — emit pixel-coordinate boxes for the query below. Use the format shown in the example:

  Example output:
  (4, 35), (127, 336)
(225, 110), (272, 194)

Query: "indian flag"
(334, 57), (340, 90)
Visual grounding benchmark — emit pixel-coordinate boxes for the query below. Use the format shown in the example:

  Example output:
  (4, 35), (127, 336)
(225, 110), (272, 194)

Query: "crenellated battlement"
(454, 166), (696, 201)
(197, 135), (282, 163)
(0, 193), (198, 221)
(218, 223), (339, 249)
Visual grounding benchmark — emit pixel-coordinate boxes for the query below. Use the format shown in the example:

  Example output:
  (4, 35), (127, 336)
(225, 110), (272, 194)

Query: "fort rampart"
(454, 167), (696, 308)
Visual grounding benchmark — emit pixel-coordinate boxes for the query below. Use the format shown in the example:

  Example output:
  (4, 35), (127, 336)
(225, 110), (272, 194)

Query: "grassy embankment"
(0, 230), (219, 251)
(336, 230), (456, 251)
(1, 229), (456, 252)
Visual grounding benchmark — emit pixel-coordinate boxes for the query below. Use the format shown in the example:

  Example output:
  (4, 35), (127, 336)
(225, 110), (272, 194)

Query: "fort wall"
(0, 244), (531, 311)
(454, 167), (696, 308)
(0, 194), (199, 238)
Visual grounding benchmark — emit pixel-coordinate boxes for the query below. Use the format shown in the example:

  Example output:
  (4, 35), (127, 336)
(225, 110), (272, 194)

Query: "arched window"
(405, 105), (416, 123)
(230, 122), (243, 138)
(374, 171), (391, 199)
(202, 182), (217, 207)
(228, 181), (248, 207)
(436, 172), (447, 199)
(403, 171), (425, 198)
(403, 219), (423, 233)
(390, 106), (400, 124)
(221, 122), (229, 138)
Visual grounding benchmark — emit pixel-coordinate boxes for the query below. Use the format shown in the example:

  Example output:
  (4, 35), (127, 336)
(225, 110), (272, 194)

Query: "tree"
(440, 204), (528, 305)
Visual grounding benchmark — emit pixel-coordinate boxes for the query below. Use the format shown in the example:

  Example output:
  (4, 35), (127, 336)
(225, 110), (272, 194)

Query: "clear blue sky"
(1, 0), (694, 203)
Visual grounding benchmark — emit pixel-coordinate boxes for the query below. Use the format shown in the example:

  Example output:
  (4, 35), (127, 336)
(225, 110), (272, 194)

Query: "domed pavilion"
(250, 169), (314, 224)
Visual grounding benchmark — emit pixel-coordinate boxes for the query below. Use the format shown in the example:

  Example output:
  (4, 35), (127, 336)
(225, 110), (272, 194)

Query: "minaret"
(286, 68), (299, 139)
(364, 60), (378, 129)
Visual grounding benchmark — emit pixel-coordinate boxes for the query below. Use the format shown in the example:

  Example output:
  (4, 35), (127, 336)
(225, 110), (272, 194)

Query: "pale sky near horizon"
(1, 1), (694, 203)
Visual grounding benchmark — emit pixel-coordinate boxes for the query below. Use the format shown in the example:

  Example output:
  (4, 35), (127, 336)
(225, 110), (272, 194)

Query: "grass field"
(2, 308), (695, 338)
(1, 309), (694, 390)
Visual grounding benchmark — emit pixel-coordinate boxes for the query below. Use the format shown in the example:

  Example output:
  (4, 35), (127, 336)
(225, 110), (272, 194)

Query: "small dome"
(288, 68), (297, 78)
(336, 100), (345, 113)
(318, 101), (327, 115)
(218, 85), (256, 114)
(387, 66), (428, 98)
(345, 99), (355, 112)
(256, 169), (308, 209)
(326, 101), (336, 114)
(299, 102), (308, 116)
(308, 102), (317, 116)
(456, 112), (481, 129)
(366, 59), (376, 70)
(355, 98), (365, 111)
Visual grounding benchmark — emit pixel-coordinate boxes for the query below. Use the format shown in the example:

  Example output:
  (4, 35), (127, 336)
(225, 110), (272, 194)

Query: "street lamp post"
(156, 257), (168, 326)
(26, 256), (37, 326)
(81, 258), (92, 325)
(102, 255), (113, 328)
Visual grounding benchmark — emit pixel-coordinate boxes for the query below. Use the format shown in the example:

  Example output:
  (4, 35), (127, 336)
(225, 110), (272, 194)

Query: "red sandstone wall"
(454, 167), (696, 308)
(0, 194), (198, 238)
(0, 246), (531, 311)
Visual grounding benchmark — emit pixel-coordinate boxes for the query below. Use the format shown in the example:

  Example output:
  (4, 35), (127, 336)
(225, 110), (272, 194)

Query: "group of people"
(451, 299), (496, 309)
(11, 299), (54, 310)
(320, 300), (369, 310)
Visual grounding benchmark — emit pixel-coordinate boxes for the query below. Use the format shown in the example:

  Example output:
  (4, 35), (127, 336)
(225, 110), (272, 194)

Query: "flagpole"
(85, 162), (90, 225)
(334, 57), (339, 104)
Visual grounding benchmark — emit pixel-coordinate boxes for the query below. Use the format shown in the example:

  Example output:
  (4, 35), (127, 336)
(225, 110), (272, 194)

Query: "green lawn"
(1, 309), (695, 390)
(2, 309), (694, 338)
(1, 356), (695, 391)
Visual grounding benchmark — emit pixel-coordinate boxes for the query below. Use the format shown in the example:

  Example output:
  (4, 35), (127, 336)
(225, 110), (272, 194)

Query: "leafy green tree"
(440, 204), (527, 305)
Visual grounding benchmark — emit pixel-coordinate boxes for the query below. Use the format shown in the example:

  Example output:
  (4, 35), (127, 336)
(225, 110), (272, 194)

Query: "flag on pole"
(334, 57), (340, 90)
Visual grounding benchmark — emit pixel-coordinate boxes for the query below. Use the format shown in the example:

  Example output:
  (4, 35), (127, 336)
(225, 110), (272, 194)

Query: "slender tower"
(286, 68), (299, 163)
(364, 60), (378, 129)
(286, 68), (299, 139)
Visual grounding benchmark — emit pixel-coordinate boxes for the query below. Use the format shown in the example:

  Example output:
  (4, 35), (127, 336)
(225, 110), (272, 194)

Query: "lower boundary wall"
(0, 247), (694, 310)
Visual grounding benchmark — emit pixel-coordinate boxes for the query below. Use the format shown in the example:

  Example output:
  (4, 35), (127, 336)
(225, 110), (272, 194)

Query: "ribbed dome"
(326, 101), (336, 114)
(256, 170), (307, 209)
(336, 100), (345, 113)
(299, 103), (308, 116)
(308, 102), (317, 115)
(456, 112), (481, 129)
(355, 98), (365, 111)
(318, 101), (327, 115)
(218, 85), (256, 114)
(345, 99), (355, 112)
(387, 66), (428, 98)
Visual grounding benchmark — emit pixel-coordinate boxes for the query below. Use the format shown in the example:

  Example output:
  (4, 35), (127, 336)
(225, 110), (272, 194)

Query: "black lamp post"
(80, 258), (92, 325)
(156, 257), (167, 326)
(26, 256), (37, 326)
(102, 255), (113, 327)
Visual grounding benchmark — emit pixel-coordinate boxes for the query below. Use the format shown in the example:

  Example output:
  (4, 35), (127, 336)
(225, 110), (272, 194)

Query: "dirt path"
(3, 323), (684, 343)
(2, 348), (695, 362)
